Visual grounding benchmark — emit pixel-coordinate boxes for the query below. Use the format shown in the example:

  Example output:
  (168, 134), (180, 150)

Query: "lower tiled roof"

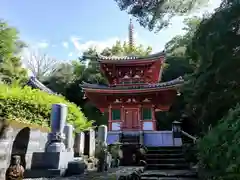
(81, 77), (183, 90)
(26, 77), (55, 94)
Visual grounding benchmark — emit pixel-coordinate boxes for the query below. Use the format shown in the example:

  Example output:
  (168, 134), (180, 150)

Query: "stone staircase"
(121, 133), (140, 144)
(141, 147), (198, 180)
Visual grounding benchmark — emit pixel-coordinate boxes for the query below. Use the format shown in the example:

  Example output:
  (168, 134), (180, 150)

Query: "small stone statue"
(132, 153), (137, 165)
(131, 171), (141, 180)
(111, 158), (120, 168)
(5, 155), (24, 180)
(105, 152), (112, 170)
(140, 160), (147, 166)
(118, 175), (126, 180)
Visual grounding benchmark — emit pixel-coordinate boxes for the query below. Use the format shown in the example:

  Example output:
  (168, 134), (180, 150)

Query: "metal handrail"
(181, 130), (197, 143)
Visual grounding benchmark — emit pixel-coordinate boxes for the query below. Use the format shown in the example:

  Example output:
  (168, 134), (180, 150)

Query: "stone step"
(122, 139), (139, 142)
(121, 143), (140, 146)
(146, 147), (183, 151)
(24, 169), (66, 178)
(122, 136), (139, 139)
(146, 153), (184, 159)
(146, 163), (189, 170)
(146, 158), (186, 164)
(122, 141), (139, 144)
(141, 170), (197, 178)
(141, 177), (198, 180)
(122, 137), (139, 140)
(146, 149), (183, 155)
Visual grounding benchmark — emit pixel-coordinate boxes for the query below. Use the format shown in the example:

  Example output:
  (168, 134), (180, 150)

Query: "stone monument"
(84, 129), (96, 158)
(74, 132), (85, 157)
(45, 103), (67, 152)
(97, 125), (107, 145)
(63, 124), (74, 152)
(96, 125), (110, 171)
(27, 103), (75, 177)
(89, 128), (96, 158)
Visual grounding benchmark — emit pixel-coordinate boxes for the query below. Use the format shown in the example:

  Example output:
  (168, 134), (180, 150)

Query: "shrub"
(197, 104), (240, 180)
(0, 83), (92, 131)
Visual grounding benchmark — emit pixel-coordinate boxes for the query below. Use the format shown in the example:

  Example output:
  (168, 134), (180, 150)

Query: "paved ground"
(24, 166), (143, 180)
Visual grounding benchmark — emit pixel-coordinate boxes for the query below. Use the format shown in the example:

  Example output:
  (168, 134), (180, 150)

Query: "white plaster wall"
(142, 122), (153, 130)
(112, 122), (121, 131)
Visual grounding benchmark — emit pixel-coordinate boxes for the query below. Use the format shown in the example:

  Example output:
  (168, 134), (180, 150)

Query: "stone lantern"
(172, 121), (182, 138)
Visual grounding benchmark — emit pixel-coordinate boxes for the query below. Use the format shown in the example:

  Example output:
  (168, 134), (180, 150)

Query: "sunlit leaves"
(115, 0), (208, 31)
(0, 20), (27, 84)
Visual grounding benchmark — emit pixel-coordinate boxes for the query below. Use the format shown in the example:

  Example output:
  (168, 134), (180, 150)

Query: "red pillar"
(121, 105), (124, 130)
(108, 105), (112, 131)
(138, 105), (142, 130)
(152, 106), (156, 130)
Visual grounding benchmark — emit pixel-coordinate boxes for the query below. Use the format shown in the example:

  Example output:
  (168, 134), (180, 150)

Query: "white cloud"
(68, 52), (73, 57)
(36, 41), (49, 49)
(70, 34), (164, 55)
(62, 42), (69, 49)
(70, 36), (121, 53)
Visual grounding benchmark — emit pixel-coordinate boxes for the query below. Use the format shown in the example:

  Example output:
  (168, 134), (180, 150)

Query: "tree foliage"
(0, 19), (91, 131)
(0, 20), (27, 84)
(156, 17), (199, 130)
(22, 50), (57, 80)
(114, 0), (208, 31)
(184, 0), (240, 134)
(198, 104), (240, 179)
(0, 83), (91, 131)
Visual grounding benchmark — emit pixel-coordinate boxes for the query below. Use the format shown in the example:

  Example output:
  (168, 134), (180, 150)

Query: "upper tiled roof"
(96, 51), (165, 62)
(82, 51), (165, 63)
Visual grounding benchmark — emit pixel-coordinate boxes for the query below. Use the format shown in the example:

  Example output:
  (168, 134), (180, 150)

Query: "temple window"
(142, 108), (152, 120)
(112, 109), (121, 120)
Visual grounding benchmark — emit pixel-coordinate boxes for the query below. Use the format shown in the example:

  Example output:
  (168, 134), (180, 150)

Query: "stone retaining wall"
(0, 122), (49, 178)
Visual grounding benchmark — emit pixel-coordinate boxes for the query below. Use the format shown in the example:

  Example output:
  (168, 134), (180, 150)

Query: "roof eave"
(96, 51), (165, 63)
(81, 84), (183, 94)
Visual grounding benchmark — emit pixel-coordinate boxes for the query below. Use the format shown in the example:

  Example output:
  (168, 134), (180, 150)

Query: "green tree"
(165, 17), (202, 57)
(23, 50), (57, 80)
(198, 104), (240, 179)
(0, 20), (27, 84)
(184, 0), (240, 134)
(101, 40), (152, 56)
(114, 0), (209, 31)
(156, 17), (200, 130)
(43, 62), (75, 95)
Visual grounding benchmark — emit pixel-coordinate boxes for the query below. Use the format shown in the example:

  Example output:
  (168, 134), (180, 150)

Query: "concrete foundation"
(107, 130), (182, 147)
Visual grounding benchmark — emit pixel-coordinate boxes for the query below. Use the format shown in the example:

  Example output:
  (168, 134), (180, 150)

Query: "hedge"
(0, 83), (92, 131)
(198, 104), (240, 180)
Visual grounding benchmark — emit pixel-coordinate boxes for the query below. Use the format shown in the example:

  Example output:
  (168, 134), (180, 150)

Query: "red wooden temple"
(81, 52), (183, 131)
(81, 20), (184, 132)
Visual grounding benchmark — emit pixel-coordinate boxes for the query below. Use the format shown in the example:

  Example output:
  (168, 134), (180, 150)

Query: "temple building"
(81, 19), (184, 146)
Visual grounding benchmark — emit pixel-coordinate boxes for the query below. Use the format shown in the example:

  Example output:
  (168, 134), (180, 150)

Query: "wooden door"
(123, 109), (139, 130)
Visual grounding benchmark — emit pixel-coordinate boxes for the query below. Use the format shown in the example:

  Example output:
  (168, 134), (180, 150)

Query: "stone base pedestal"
(65, 157), (86, 176)
(24, 169), (66, 178)
(24, 151), (74, 178)
(31, 151), (74, 169)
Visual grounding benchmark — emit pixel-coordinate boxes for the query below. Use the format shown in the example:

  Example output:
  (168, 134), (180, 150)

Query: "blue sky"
(1, 0), (221, 60)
